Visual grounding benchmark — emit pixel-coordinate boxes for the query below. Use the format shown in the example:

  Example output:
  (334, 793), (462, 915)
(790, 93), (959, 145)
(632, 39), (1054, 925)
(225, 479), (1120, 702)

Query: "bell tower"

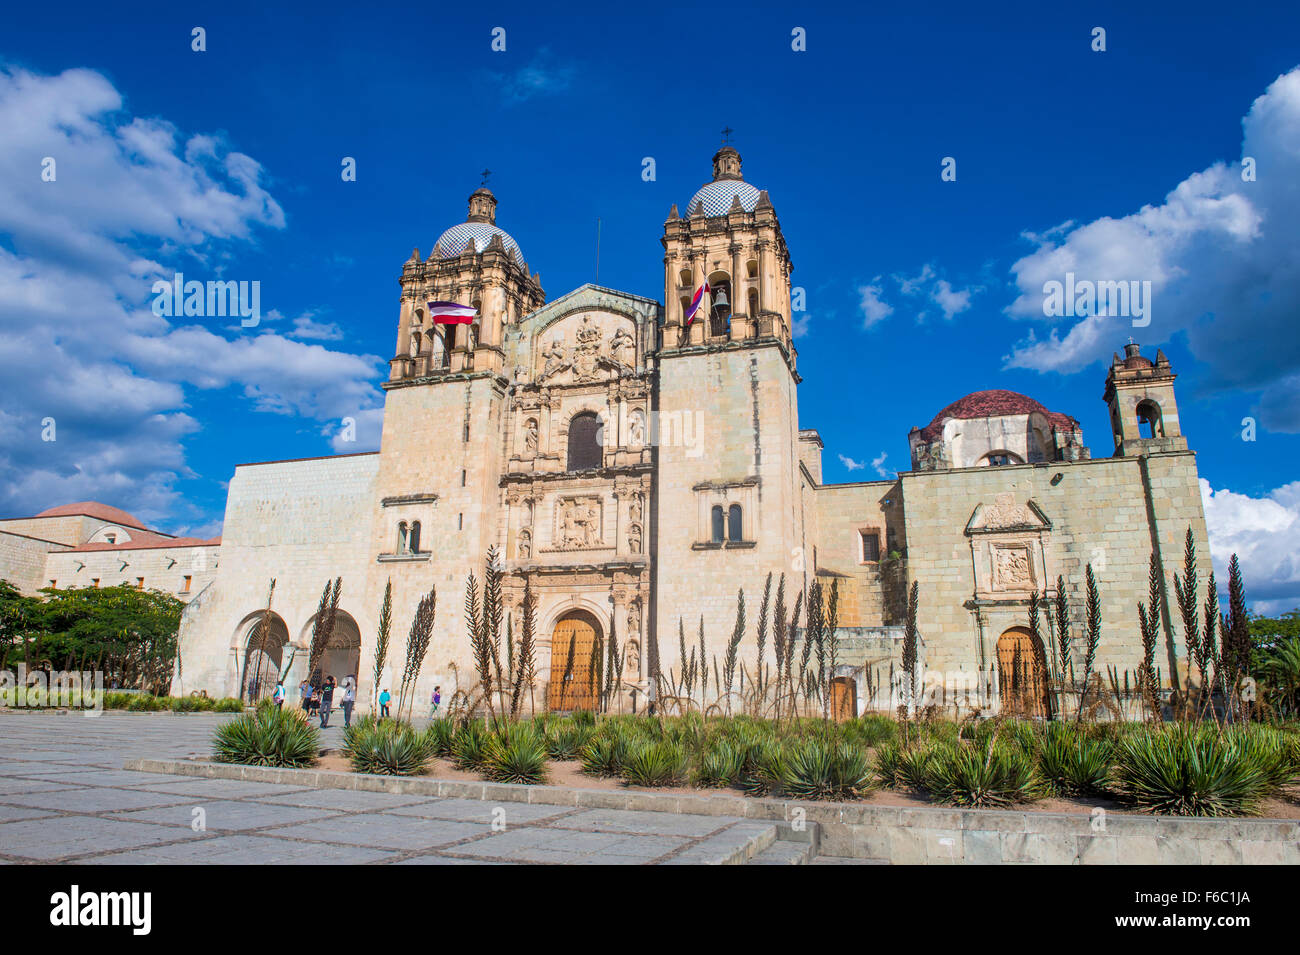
(389, 187), (544, 381)
(1103, 342), (1188, 456)
(653, 143), (804, 664)
(661, 146), (794, 350)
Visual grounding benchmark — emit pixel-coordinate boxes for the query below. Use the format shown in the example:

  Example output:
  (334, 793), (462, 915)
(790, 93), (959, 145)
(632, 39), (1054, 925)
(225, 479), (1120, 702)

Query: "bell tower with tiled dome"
(652, 142), (807, 645)
(389, 186), (544, 381)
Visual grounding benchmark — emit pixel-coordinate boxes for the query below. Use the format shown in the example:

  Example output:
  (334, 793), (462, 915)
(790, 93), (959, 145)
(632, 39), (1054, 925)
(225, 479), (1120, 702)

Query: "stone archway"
(996, 626), (1053, 719)
(238, 612), (290, 702)
(547, 610), (602, 711)
(308, 610), (362, 687)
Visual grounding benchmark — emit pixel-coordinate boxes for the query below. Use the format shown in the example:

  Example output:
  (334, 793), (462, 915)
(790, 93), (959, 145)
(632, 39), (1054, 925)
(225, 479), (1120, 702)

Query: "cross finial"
(1127, 336), (1135, 345)
(721, 126), (734, 145)
(480, 168), (492, 187)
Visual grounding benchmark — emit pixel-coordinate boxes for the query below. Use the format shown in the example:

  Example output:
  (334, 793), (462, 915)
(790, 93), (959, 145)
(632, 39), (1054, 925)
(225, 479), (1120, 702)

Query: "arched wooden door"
(548, 614), (600, 711)
(996, 627), (1053, 719)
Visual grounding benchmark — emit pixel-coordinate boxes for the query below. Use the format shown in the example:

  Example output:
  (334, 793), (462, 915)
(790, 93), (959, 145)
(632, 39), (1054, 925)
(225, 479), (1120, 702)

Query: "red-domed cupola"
(909, 389), (1087, 471)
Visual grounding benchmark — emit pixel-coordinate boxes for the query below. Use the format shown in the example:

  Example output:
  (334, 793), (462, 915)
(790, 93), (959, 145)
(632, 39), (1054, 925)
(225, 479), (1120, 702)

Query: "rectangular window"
(183, 575), (192, 592)
(860, 531), (880, 562)
(48, 580), (56, 589)
(458, 513), (463, 530)
(136, 577), (145, 590)
(92, 578), (100, 588)
(461, 469), (467, 486)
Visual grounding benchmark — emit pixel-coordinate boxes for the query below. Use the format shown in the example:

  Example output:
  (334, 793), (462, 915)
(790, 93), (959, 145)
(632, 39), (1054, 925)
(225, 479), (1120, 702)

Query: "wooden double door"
(996, 627), (1053, 719)
(547, 614), (600, 711)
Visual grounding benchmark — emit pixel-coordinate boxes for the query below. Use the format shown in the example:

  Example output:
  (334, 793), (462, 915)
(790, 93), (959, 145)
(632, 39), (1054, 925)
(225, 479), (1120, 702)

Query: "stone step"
(661, 821), (779, 865)
(748, 839), (815, 865)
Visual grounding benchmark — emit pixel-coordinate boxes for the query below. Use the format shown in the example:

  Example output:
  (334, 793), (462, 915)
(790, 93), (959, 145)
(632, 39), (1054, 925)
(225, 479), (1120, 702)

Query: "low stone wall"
(124, 757), (1299, 864)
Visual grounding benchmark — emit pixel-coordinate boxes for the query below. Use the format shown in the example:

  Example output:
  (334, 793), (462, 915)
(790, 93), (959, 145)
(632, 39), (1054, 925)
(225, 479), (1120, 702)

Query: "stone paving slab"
(83, 834), (400, 865)
(261, 814), (488, 851)
(0, 816), (188, 861)
(384, 798), (574, 825)
(251, 789), (432, 811)
(108, 799), (346, 832)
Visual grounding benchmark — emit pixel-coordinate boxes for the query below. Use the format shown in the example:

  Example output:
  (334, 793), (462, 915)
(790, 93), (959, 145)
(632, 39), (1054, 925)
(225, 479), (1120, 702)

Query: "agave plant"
(1113, 725), (1270, 816)
(346, 721), (430, 776)
(451, 720), (492, 770)
(740, 739), (790, 796)
(212, 705), (319, 768)
(621, 740), (688, 787)
(421, 717), (457, 759)
(695, 738), (745, 788)
(785, 740), (872, 800)
(1036, 722), (1114, 796)
(580, 735), (630, 777)
(926, 740), (1042, 808)
(484, 725), (549, 784)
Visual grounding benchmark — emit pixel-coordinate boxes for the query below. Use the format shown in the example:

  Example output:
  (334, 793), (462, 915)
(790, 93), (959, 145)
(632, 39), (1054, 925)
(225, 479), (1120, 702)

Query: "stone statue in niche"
(517, 530), (531, 560)
(628, 411), (645, 448)
(629, 492), (643, 524)
(627, 601), (641, 637)
(610, 325), (635, 365)
(627, 522), (642, 554)
(524, 418), (539, 453)
(625, 639), (640, 675)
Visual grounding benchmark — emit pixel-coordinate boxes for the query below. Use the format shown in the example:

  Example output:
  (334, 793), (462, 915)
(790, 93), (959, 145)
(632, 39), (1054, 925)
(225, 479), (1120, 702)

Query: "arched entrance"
(239, 612), (290, 702)
(996, 626), (1053, 719)
(308, 610), (362, 687)
(547, 611), (601, 711)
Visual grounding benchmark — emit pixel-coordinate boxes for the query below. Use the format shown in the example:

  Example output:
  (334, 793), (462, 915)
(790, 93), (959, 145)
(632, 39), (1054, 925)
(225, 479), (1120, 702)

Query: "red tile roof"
(65, 535), (221, 554)
(32, 501), (150, 530)
(917, 389), (1079, 442)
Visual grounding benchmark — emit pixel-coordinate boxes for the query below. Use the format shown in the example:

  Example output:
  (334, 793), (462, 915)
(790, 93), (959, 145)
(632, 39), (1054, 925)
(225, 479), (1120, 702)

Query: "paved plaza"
(0, 712), (815, 865)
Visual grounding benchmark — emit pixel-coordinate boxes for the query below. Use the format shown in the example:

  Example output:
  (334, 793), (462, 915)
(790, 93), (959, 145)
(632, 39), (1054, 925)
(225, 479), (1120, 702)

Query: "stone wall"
(898, 450), (1210, 687)
(0, 530), (67, 593)
(45, 543), (218, 599)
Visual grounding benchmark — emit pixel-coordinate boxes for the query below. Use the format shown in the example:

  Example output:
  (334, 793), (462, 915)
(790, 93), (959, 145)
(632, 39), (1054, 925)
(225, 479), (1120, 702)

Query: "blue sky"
(1, 1), (1297, 608)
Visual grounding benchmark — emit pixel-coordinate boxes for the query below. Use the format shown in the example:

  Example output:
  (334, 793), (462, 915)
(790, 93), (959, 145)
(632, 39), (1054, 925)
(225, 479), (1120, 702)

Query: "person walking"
(272, 680), (285, 709)
(379, 688), (391, 718)
(341, 676), (356, 728)
(299, 679), (312, 711)
(429, 686), (441, 719)
(319, 676), (335, 728)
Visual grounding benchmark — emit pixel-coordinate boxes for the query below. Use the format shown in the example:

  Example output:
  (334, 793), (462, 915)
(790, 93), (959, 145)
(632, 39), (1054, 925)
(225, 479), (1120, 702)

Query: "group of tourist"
(266, 674), (358, 728)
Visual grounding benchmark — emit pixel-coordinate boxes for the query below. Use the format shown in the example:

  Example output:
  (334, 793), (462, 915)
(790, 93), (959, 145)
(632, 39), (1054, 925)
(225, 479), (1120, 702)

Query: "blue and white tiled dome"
(687, 179), (762, 217)
(432, 221), (524, 265)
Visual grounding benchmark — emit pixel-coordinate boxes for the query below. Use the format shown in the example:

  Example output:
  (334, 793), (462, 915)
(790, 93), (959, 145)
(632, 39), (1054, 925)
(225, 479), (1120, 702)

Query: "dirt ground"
(315, 749), (1300, 818)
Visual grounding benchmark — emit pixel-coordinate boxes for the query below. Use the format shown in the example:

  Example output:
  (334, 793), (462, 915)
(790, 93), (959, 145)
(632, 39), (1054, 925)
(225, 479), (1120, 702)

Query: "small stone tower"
(1103, 342), (1188, 455)
(389, 188), (544, 381)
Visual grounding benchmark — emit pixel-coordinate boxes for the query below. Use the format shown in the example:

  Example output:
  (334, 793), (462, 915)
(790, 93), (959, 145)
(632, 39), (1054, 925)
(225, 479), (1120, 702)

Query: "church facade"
(143, 145), (1213, 714)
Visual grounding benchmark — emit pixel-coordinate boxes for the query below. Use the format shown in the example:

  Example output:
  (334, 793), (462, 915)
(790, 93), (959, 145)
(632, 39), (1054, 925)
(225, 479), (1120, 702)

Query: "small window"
(48, 580), (56, 589)
(409, 521), (421, 553)
(398, 521), (409, 554)
(458, 513), (463, 531)
(727, 504), (742, 542)
(461, 469), (467, 487)
(711, 506), (724, 543)
(105, 534), (116, 544)
(136, 577), (144, 590)
(92, 578), (100, 588)
(182, 575), (192, 592)
(860, 531), (880, 562)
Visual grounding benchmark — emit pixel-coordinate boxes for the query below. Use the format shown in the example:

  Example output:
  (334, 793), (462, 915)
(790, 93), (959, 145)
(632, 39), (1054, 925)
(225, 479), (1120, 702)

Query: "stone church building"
(4, 145), (1212, 716)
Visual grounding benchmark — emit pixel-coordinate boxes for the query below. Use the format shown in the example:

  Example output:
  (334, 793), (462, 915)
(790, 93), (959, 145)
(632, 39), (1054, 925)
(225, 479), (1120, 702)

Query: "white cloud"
(931, 279), (973, 320)
(858, 279), (894, 329)
(1201, 478), (1300, 614)
(871, 451), (891, 478)
(838, 454), (865, 472)
(0, 66), (384, 528)
(1004, 66), (1300, 432)
(490, 48), (576, 105)
(791, 312), (812, 338)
